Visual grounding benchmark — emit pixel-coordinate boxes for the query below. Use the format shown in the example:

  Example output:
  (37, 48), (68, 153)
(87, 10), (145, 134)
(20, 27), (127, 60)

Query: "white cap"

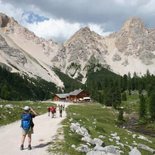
(23, 106), (30, 111)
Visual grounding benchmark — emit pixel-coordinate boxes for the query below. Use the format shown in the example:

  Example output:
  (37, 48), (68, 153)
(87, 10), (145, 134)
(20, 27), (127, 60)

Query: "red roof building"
(53, 89), (90, 102)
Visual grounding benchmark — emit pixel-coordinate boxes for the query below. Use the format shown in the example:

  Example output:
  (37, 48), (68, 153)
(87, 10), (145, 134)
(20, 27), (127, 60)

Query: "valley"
(0, 12), (155, 155)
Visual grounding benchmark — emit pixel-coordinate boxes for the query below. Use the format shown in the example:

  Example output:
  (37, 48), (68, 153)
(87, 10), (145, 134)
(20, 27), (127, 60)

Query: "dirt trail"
(0, 102), (71, 155)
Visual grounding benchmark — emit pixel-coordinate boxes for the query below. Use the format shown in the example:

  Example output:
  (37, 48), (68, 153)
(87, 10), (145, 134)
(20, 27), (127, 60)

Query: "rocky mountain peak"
(0, 13), (10, 27)
(64, 26), (104, 47)
(0, 13), (17, 28)
(65, 27), (91, 44)
(78, 26), (91, 33)
(0, 13), (155, 85)
(121, 17), (145, 32)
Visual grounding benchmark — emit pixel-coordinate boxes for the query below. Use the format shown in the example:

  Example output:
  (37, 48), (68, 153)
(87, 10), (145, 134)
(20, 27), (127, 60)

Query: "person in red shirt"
(47, 107), (50, 116)
(50, 106), (56, 118)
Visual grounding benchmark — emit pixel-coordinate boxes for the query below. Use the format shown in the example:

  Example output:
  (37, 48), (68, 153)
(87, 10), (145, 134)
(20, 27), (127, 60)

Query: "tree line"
(85, 67), (155, 121)
(0, 66), (84, 101)
(1, 64), (155, 122)
(0, 66), (57, 100)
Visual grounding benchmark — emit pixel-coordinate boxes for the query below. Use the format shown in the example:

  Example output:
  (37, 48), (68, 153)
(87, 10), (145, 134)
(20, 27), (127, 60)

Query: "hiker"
(59, 104), (63, 117)
(62, 104), (65, 111)
(50, 106), (56, 118)
(20, 106), (38, 150)
(47, 107), (50, 116)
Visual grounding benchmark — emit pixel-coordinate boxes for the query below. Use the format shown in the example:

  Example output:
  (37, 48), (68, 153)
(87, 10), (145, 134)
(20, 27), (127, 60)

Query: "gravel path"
(0, 102), (70, 155)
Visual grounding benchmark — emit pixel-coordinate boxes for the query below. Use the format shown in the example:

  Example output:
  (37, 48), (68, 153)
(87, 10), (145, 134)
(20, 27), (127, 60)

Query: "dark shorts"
(22, 127), (33, 135)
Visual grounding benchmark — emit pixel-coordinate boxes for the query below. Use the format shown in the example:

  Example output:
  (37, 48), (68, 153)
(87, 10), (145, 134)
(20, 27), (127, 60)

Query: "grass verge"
(49, 103), (155, 155)
(0, 100), (54, 126)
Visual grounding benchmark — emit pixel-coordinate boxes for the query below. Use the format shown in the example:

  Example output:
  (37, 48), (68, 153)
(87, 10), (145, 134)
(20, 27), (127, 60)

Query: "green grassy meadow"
(50, 102), (155, 155)
(1, 93), (155, 155)
(0, 100), (54, 126)
(122, 92), (155, 132)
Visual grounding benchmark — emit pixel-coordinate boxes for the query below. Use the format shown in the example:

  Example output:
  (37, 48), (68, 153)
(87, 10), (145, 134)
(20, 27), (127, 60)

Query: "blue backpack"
(21, 113), (32, 130)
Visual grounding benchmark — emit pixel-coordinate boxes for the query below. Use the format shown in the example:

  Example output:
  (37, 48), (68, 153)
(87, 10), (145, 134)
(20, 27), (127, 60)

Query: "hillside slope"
(54, 18), (155, 82)
(1, 13), (155, 86)
(0, 13), (64, 87)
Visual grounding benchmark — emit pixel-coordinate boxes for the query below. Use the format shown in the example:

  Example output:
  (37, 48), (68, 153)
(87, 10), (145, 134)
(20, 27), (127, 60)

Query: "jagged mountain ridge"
(54, 17), (155, 81)
(106, 17), (155, 72)
(0, 13), (64, 87)
(0, 13), (155, 86)
(52, 27), (109, 83)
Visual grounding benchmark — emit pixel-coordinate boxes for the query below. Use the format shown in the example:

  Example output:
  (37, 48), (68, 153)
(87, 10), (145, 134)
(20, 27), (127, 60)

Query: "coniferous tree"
(137, 77), (145, 94)
(149, 92), (155, 120)
(139, 94), (146, 119)
(111, 79), (122, 108)
(113, 87), (121, 109)
(127, 72), (132, 95)
(0, 66), (58, 100)
(0, 83), (10, 100)
(97, 82), (102, 90)
(117, 107), (125, 124)
(104, 88), (113, 106)
(98, 91), (104, 104)
(122, 74), (128, 91)
(131, 72), (139, 90)
(122, 92), (127, 101)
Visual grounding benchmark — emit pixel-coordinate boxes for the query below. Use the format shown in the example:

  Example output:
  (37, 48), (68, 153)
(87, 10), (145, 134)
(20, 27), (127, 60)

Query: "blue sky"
(22, 12), (49, 24)
(0, 0), (155, 42)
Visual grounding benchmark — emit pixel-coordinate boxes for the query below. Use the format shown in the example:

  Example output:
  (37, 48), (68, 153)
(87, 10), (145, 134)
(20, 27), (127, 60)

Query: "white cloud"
(25, 19), (81, 42)
(114, 0), (125, 5)
(0, 1), (111, 42)
(0, 1), (23, 22)
(139, 0), (155, 13)
(0, 1), (109, 41)
(4, 0), (154, 42)
(115, 0), (150, 6)
(88, 24), (112, 36)
(25, 19), (111, 42)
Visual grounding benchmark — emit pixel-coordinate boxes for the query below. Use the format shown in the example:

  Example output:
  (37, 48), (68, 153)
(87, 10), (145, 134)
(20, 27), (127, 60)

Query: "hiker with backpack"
(20, 106), (38, 150)
(62, 104), (65, 111)
(50, 106), (56, 118)
(59, 104), (63, 117)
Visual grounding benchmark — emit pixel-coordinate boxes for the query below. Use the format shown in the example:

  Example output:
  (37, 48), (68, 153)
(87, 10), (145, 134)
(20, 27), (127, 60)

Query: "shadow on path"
(33, 141), (52, 149)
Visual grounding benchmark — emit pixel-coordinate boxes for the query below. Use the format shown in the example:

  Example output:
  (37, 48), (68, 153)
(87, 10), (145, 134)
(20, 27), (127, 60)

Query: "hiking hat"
(23, 106), (30, 111)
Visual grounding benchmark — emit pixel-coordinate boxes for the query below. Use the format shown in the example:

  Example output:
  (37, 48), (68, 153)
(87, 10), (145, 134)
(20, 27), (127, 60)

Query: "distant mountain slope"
(53, 17), (155, 82)
(85, 64), (121, 91)
(0, 66), (57, 100)
(52, 27), (109, 83)
(105, 17), (155, 75)
(0, 13), (64, 87)
(53, 68), (83, 92)
(1, 13), (155, 88)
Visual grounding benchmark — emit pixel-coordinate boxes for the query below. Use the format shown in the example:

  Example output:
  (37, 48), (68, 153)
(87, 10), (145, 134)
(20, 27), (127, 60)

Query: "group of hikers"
(47, 104), (65, 118)
(20, 103), (65, 151)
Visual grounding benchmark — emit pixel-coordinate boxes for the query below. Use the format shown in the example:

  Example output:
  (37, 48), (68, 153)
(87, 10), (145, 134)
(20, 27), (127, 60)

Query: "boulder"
(129, 147), (141, 155)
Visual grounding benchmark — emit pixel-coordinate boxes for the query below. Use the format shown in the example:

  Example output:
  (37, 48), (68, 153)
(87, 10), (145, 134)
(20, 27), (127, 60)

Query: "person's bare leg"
(20, 135), (26, 150)
(28, 133), (31, 145)
(27, 133), (32, 150)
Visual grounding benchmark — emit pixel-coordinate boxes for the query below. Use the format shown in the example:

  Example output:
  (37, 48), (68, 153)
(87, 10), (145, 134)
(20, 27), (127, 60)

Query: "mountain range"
(0, 13), (155, 88)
